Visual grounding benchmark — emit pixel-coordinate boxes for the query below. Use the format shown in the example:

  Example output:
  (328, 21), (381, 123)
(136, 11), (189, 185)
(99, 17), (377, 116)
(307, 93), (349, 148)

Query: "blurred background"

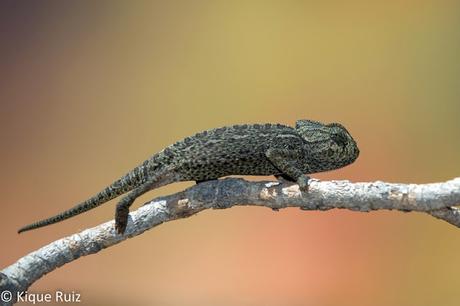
(1, 1), (459, 305)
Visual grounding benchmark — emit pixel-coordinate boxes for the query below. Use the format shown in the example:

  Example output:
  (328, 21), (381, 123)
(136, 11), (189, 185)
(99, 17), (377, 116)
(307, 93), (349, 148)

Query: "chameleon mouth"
(345, 141), (360, 163)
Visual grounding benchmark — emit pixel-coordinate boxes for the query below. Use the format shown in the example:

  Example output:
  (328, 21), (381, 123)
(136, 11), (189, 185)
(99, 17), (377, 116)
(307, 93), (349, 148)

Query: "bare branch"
(1, 177), (460, 305)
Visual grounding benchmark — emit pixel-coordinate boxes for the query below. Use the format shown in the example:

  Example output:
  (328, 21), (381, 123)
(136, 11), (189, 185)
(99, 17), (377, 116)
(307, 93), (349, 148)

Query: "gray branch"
(2, 177), (460, 305)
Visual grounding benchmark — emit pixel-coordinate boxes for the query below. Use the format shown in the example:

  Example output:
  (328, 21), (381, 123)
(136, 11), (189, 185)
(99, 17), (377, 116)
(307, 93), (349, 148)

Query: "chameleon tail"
(18, 167), (147, 234)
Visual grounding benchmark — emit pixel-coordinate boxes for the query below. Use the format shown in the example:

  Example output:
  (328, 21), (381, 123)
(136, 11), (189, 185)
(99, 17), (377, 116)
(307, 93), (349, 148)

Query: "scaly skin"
(18, 120), (359, 235)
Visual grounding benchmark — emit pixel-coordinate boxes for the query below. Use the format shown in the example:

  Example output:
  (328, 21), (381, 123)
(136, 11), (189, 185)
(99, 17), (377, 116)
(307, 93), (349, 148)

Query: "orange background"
(1, 1), (459, 305)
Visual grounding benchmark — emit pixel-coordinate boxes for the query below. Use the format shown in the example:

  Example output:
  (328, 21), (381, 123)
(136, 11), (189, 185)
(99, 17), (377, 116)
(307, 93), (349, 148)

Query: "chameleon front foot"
(297, 175), (310, 192)
(115, 204), (129, 234)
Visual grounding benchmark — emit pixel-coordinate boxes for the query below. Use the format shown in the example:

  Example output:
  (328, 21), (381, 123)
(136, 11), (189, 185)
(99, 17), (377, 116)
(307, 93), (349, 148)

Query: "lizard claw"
(297, 175), (310, 192)
(115, 205), (129, 234)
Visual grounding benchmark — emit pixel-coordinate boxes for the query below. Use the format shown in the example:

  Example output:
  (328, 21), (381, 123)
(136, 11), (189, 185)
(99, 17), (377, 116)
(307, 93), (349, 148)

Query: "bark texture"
(1, 177), (460, 305)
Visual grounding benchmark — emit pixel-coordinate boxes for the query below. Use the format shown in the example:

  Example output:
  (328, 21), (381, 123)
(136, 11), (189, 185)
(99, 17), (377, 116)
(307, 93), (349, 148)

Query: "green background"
(1, 1), (459, 305)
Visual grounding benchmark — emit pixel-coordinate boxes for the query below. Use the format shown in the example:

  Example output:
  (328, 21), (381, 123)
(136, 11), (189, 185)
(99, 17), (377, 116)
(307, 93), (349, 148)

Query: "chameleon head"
(295, 119), (360, 170)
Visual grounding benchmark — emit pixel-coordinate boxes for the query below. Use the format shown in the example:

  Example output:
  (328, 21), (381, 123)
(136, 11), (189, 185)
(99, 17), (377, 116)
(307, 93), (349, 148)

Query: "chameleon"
(18, 119), (359, 235)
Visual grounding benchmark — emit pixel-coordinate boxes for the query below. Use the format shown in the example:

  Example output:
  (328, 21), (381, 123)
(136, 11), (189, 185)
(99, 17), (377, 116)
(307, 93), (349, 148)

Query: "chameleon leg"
(266, 148), (311, 191)
(115, 178), (157, 234)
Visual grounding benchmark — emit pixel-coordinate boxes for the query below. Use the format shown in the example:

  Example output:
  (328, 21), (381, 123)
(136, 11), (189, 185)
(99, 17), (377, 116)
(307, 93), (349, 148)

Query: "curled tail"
(18, 165), (148, 234)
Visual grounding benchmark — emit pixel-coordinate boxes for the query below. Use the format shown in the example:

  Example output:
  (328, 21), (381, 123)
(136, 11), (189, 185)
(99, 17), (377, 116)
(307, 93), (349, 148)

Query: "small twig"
(1, 177), (459, 305)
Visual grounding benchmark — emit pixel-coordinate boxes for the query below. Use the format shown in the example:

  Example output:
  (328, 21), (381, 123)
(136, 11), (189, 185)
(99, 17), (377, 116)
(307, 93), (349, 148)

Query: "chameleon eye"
(332, 133), (347, 148)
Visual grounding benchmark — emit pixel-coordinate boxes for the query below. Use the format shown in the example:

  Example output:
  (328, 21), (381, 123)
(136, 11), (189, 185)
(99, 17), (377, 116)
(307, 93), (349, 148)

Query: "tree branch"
(1, 177), (460, 305)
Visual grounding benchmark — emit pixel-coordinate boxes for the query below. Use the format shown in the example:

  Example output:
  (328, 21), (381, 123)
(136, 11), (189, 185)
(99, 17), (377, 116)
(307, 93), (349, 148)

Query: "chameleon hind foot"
(115, 202), (130, 234)
(114, 179), (158, 234)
